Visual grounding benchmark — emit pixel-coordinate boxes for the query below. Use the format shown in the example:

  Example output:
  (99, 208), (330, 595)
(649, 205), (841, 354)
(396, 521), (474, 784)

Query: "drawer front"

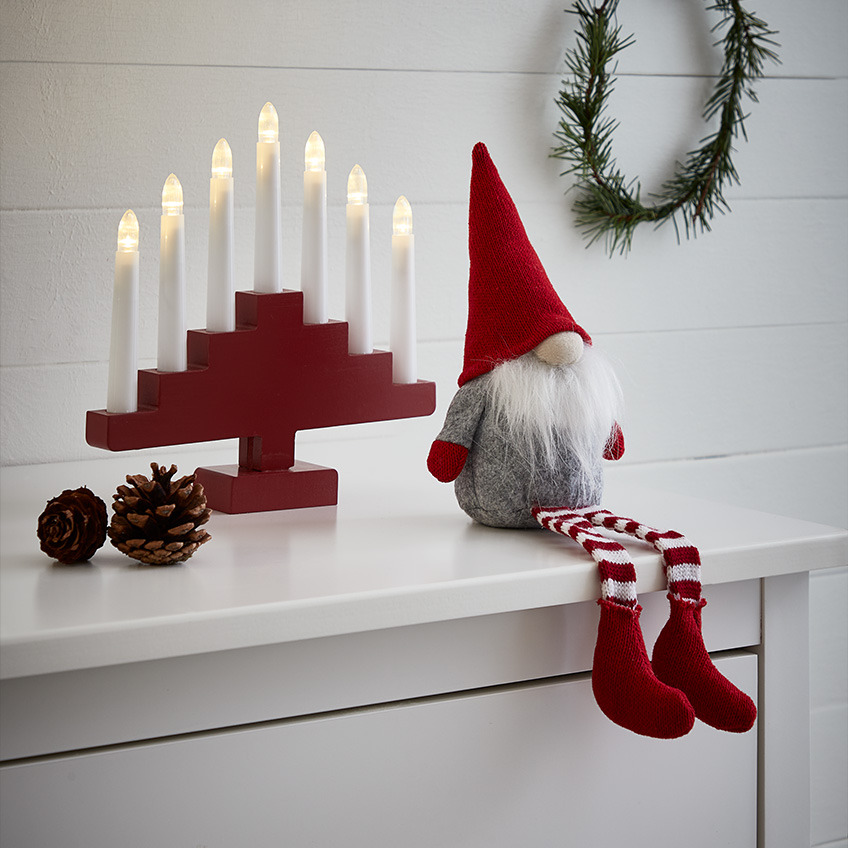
(1, 653), (757, 847)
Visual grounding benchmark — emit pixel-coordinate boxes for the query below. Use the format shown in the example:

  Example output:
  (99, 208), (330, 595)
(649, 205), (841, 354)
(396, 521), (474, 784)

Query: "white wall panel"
(602, 323), (848, 461)
(811, 703), (848, 845)
(809, 564), (848, 847)
(2, 323), (844, 466)
(810, 567), (848, 708)
(610, 446), (848, 531)
(2, 0), (845, 78)
(3, 199), (845, 368)
(1, 66), (845, 212)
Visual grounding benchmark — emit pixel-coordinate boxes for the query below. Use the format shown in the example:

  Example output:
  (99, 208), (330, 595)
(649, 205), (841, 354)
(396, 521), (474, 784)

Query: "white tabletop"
(2, 434), (846, 679)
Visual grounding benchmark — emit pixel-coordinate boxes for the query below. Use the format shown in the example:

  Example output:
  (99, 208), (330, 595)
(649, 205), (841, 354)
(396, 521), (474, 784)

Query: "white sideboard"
(1, 439), (845, 847)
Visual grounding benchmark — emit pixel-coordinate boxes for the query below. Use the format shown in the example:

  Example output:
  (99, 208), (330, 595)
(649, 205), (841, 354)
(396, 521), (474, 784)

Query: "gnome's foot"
(593, 599), (695, 739)
(652, 595), (757, 733)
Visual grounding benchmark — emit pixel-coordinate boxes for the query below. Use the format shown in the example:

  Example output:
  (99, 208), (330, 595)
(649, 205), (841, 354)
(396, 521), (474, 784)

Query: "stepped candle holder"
(86, 290), (436, 513)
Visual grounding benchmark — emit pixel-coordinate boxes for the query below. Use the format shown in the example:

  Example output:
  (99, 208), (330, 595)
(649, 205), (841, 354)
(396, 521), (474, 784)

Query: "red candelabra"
(86, 290), (436, 513)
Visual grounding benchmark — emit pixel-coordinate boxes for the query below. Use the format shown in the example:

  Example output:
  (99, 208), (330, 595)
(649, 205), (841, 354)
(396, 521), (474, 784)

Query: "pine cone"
(37, 486), (108, 564)
(109, 463), (211, 565)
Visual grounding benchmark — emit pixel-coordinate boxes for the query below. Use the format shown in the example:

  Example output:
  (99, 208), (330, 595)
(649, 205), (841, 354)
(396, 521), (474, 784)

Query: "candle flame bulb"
(117, 209), (139, 252)
(347, 164), (367, 205)
(211, 138), (233, 178)
(393, 196), (413, 236)
(161, 173), (184, 216)
(258, 102), (279, 143)
(305, 131), (325, 172)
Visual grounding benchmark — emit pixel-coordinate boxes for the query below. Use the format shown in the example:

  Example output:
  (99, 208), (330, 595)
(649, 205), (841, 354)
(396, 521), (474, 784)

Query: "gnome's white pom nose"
(534, 331), (584, 367)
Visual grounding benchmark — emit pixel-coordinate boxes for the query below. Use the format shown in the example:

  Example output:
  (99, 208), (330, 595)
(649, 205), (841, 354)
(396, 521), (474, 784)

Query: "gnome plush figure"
(428, 143), (757, 739)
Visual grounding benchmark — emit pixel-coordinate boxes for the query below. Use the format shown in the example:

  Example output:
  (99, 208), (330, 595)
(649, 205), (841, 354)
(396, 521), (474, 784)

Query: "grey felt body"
(435, 374), (604, 528)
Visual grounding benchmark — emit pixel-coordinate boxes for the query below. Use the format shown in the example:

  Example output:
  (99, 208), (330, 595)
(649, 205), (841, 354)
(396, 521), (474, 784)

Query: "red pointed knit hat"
(458, 142), (591, 387)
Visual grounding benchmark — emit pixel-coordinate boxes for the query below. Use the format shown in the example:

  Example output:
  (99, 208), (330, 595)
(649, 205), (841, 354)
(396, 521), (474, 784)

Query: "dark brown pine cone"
(37, 486), (108, 564)
(109, 463), (211, 565)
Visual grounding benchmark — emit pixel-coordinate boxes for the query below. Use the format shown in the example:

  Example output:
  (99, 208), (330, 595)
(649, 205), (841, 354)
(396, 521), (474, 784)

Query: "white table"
(1, 438), (846, 847)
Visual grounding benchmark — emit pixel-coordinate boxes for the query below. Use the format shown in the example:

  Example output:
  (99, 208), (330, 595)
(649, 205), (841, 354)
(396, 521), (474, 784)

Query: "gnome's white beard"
(486, 345), (624, 493)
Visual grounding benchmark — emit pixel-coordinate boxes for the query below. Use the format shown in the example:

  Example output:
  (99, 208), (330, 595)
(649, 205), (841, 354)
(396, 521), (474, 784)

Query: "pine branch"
(551, 0), (780, 255)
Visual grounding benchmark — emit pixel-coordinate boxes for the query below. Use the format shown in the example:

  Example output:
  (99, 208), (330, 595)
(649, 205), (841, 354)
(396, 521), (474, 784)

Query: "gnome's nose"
(534, 331), (584, 367)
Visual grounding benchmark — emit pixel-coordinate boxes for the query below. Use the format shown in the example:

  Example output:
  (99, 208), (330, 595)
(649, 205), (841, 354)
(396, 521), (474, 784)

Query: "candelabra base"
(195, 461), (339, 514)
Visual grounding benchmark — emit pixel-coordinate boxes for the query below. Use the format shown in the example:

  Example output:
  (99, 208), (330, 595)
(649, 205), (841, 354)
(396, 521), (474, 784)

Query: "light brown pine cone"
(109, 463), (211, 565)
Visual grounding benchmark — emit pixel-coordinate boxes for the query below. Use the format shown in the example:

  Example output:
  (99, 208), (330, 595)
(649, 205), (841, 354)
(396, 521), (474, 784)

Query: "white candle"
(107, 210), (139, 413)
(158, 173), (187, 372)
(301, 131), (328, 324)
(207, 138), (235, 332)
(254, 101), (282, 293)
(345, 164), (372, 355)
(390, 196), (417, 384)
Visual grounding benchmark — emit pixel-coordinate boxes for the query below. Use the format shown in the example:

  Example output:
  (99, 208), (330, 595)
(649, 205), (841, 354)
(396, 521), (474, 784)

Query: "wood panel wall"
(1, 1), (845, 842)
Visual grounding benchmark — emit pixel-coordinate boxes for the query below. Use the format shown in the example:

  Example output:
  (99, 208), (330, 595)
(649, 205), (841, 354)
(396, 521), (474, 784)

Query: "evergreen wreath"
(552, 0), (779, 255)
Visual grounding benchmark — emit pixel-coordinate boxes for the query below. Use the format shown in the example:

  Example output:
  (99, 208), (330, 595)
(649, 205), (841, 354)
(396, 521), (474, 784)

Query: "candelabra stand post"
(239, 433), (296, 471)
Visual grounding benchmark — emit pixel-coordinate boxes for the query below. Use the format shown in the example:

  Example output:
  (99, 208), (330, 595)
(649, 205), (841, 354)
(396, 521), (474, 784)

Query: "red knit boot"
(593, 600), (695, 739)
(652, 596), (757, 733)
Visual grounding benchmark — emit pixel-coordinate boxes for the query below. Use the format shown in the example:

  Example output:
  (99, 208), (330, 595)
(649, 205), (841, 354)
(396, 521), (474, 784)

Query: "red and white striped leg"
(575, 507), (756, 733)
(533, 507), (638, 606)
(533, 506), (695, 739)
(576, 508), (702, 602)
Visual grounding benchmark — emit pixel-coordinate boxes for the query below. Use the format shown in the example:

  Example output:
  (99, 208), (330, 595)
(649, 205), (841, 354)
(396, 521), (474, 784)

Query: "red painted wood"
(87, 291), (436, 512)
(194, 462), (339, 514)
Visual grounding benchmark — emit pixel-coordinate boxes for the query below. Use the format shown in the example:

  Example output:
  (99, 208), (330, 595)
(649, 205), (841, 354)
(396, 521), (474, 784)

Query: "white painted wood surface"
(2, 0), (845, 76)
(758, 572), (811, 848)
(0, 579), (761, 762)
(0, 442), (840, 844)
(0, 654), (758, 848)
(2, 442), (844, 681)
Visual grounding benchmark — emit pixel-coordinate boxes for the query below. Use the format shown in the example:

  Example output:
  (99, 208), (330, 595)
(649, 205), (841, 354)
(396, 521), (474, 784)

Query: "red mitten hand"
(427, 440), (469, 482)
(604, 422), (625, 461)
